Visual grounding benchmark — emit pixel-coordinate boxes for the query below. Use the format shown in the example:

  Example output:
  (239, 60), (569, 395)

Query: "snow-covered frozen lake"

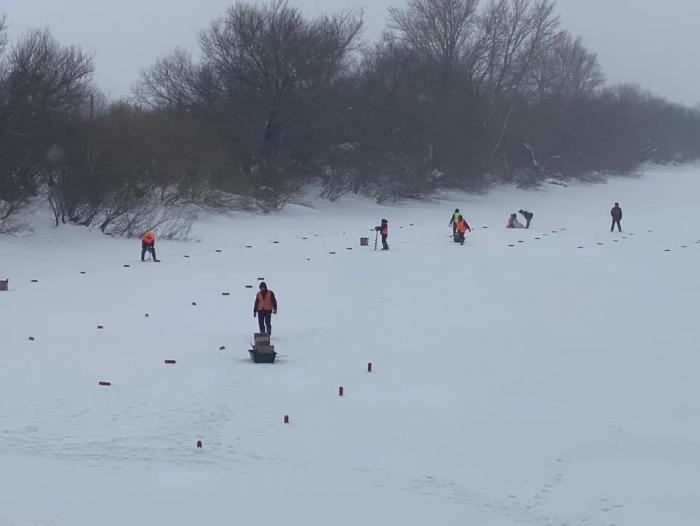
(2, 164), (700, 525)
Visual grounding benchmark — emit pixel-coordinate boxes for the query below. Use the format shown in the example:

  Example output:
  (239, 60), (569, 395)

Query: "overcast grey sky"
(3, 0), (699, 105)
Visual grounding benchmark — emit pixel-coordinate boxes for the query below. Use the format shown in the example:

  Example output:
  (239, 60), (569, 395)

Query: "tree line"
(1, 0), (699, 234)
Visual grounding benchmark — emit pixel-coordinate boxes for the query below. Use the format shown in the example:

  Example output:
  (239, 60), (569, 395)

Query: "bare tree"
(469, 0), (559, 160)
(199, 0), (362, 157)
(8, 28), (94, 115)
(531, 31), (604, 100)
(134, 48), (205, 109)
(389, 0), (479, 88)
(0, 25), (94, 229)
(0, 14), (7, 56)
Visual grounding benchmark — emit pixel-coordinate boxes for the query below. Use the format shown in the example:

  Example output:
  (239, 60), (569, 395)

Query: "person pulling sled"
(253, 282), (278, 335)
(453, 215), (471, 245)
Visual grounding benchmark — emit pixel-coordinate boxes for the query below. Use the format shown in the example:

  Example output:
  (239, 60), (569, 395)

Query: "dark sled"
(453, 233), (465, 245)
(249, 348), (277, 363)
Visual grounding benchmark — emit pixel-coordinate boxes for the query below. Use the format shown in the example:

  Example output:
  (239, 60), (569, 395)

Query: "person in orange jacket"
(254, 282), (278, 335)
(375, 219), (389, 250)
(454, 215), (471, 245)
(141, 230), (160, 262)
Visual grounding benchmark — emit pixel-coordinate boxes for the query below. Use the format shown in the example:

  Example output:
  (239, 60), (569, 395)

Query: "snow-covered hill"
(2, 164), (700, 526)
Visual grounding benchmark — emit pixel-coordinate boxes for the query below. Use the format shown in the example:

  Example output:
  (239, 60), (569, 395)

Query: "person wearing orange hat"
(141, 230), (160, 262)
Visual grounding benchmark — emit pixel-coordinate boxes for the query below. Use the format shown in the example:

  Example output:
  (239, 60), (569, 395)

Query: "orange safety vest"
(457, 220), (468, 234)
(142, 231), (156, 244)
(256, 290), (275, 311)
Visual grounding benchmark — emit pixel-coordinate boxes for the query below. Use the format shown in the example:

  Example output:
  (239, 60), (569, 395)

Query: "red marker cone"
(196, 440), (203, 448)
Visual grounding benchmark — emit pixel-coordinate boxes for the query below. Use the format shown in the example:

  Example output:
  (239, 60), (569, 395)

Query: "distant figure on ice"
(449, 208), (461, 235)
(611, 202), (622, 232)
(375, 219), (389, 250)
(254, 282), (277, 335)
(141, 230), (160, 262)
(519, 209), (534, 229)
(454, 215), (471, 245)
(507, 213), (524, 229)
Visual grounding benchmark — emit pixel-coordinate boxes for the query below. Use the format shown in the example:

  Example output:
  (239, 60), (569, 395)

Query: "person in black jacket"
(611, 202), (622, 232)
(519, 209), (534, 229)
(253, 282), (278, 335)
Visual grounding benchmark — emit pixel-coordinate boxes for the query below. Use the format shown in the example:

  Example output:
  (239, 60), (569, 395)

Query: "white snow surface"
(2, 164), (700, 525)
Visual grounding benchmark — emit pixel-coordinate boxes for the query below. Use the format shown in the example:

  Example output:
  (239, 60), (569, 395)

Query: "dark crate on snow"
(249, 347), (277, 363)
(360, 237), (369, 246)
(0, 279), (7, 291)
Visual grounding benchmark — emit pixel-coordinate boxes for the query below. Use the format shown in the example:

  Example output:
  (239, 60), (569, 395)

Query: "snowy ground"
(2, 164), (700, 526)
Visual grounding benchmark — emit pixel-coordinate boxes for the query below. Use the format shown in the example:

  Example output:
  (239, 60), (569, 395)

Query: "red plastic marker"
(196, 440), (203, 448)
(338, 386), (344, 397)
(283, 415), (290, 424)
(367, 362), (373, 373)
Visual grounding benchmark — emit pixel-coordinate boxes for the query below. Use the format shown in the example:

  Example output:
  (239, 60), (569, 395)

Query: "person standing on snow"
(375, 219), (389, 250)
(611, 202), (622, 232)
(449, 208), (461, 235)
(454, 215), (471, 245)
(507, 213), (524, 229)
(141, 230), (160, 262)
(519, 209), (534, 229)
(254, 282), (277, 335)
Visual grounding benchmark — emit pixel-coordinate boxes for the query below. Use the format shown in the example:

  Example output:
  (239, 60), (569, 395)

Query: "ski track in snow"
(2, 164), (700, 525)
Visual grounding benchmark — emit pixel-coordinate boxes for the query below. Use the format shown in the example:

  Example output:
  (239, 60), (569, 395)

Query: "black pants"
(381, 235), (389, 250)
(141, 242), (157, 261)
(611, 219), (622, 232)
(257, 311), (272, 334)
(452, 224), (457, 235)
(525, 215), (533, 228)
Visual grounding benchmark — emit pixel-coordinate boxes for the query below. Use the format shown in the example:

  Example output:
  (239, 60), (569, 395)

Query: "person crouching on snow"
(519, 209), (533, 229)
(507, 213), (524, 229)
(254, 282), (277, 335)
(141, 230), (160, 262)
(454, 215), (471, 245)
